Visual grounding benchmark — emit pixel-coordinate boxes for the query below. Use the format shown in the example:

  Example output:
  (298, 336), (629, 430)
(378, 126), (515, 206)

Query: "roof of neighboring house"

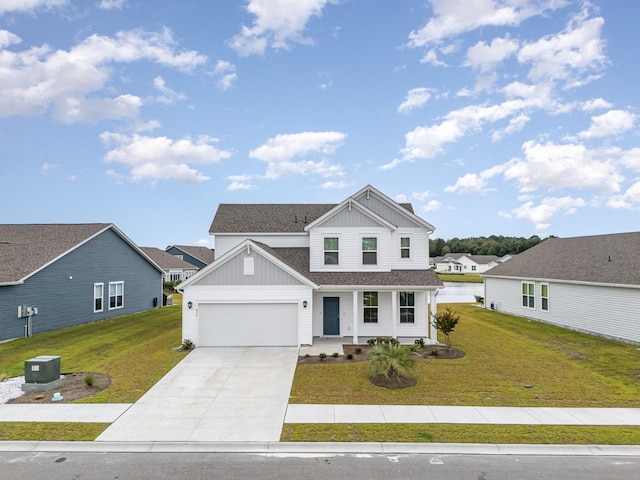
(434, 253), (499, 265)
(209, 202), (416, 234)
(166, 245), (215, 265)
(0, 223), (163, 285)
(140, 247), (198, 270)
(263, 245), (443, 287)
(483, 232), (640, 286)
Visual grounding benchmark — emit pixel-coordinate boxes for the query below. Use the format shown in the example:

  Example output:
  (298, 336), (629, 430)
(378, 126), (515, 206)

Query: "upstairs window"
(363, 292), (378, 323)
(522, 282), (534, 309)
(94, 283), (104, 313)
(400, 291), (415, 323)
(324, 237), (339, 265)
(362, 237), (377, 265)
(400, 237), (410, 258)
(109, 281), (124, 310)
(541, 283), (549, 311)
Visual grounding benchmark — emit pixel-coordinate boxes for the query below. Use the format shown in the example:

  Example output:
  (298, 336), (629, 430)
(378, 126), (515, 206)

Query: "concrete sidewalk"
(0, 403), (131, 423)
(285, 405), (640, 425)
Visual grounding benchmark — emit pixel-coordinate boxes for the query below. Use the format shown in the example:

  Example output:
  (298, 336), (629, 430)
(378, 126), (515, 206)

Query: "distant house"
(483, 232), (640, 344)
(165, 245), (214, 270)
(140, 247), (198, 283)
(179, 185), (443, 347)
(0, 224), (164, 342)
(433, 253), (505, 274)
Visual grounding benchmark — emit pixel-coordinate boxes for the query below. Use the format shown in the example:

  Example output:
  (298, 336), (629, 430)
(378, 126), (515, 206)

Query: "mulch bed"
(297, 344), (465, 364)
(370, 374), (417, 389)
(8, 373), (111, 404)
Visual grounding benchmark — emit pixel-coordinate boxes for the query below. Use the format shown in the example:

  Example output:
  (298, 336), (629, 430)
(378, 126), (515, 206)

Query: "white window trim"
(362, 236), (378, 266)
(94, 282), (104, 313)
(541, 282), (549, 312)
(399, 291), (415, 324)
(109, 281), (124, 310)
(363, 291), (378, 323)
(521, 281), (535, 310)
(323, 236), (340, 266)
(400, 236), (411, 259)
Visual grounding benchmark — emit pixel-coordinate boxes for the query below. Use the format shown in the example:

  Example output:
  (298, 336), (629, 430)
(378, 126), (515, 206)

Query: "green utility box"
(24, 355), (61, 384)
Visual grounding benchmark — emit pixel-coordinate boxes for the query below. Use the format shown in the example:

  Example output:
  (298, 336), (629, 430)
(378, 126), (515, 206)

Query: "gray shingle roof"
(483, 232), (640, 286)
(209, 203), (416, 234)
(140, 247), (197, 270)
(168, 245), (215, 264)
(261, 245), (443, 287)
(0, 224), (111, 284)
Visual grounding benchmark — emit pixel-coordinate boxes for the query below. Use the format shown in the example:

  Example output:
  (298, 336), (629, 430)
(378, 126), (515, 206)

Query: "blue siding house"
(0, 224), (164, 342)
(165, 245), (214, 270)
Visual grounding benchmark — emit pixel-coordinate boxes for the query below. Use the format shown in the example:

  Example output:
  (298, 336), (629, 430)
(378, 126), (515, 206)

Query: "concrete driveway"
(96, 347), (298, 442)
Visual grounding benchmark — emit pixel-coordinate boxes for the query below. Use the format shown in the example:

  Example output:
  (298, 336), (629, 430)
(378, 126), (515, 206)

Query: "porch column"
(352, 290), (359, 344)
(429, 290), (439, 343)
(391, 290), (398, 339)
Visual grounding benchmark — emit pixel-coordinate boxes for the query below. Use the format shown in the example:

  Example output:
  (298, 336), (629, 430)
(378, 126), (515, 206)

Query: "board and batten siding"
(181, 285), (313, 346)
(193, 249), (304, 286)
(214, 234), (309, 257)
(485, 277), (640, 344)
(0, 228), (162, 342)
(353, 191), (421, 228)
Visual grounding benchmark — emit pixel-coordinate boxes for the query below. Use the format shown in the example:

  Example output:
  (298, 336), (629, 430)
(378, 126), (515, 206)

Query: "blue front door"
(323, 297), (340, 335)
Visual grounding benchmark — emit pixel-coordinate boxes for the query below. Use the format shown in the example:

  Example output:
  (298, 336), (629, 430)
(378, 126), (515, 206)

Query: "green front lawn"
(290, 304), (640, 407)
(437, 273), (484, 283)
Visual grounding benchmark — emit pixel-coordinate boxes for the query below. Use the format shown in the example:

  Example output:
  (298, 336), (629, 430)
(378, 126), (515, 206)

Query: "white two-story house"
(178, 185), (443, 347)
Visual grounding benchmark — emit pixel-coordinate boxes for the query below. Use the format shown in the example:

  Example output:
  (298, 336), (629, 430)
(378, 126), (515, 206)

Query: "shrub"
(414, 338), (425, 348)
(346, 354), (353, 360)
(368, 342), (416, 382)
(84, 373), (95, 387)
(181, 339), (195, 350)
(332, 352), (339, 358)
(319, 352), (327, 361)
(354, 347), (362, 354)
(304, 353), (310, 358)
(367, 337), (400, 348)
(431, 349), (439, 357)
(432, 307), (460, 346)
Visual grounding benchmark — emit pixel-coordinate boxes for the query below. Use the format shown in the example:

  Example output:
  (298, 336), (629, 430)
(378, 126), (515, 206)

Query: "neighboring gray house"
(0, 224), (164, 342)
(483, 232), (640, 344)
(140, 247), (197, 282)
(165, 245), (214, 270)
(179, 185), (443, 347)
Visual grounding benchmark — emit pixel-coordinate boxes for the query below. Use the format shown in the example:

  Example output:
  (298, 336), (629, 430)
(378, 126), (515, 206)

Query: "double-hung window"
(541, 283), (549, 311)
(399, 292), (415, 323)
(94, 283), (104, 313)
(324, 237), (339, 265)
(362, 237), (377, 265)
(363, 292), (378, 323)
(522, 282), (534, 309)
(400, 237), (410, 258)
(109, 281), (124, 310)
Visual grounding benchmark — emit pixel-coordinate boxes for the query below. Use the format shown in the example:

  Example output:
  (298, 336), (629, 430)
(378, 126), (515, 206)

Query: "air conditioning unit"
(24, 355), (61, 384)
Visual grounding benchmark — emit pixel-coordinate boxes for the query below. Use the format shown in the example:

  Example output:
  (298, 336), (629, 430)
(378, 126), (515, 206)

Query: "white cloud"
(397, 88), (432, 114)
(465, 36), (519, 72)
(0, 28), (206, 122)
(249, 131), (346, 180)
(321, 180), (347, 189)
(41, 162), (58, 175)
(422, 200), (443, 212)
(491, 113), (530, 141)
(100, 132), (231, 184)
(445, 164), (506, 194)
(0, 30), (21, 48)
(98, 0), (126, 10)
(517, 11), (606, 85)
(606, 181), (640, 209)
(412, 190), (434, 201)
(227, 174), (258, 191)
(0, 0), (68, 14)
(152, 76), (187, 105)
(581, 98), (612, 111)
(577, 109), (636, 139)
(52, 94), (142, 123)
(502, 195), (586, 230)
(408, 0), (565, 47)
(229, 0), (338, 56)
(212, 60), (237, 90)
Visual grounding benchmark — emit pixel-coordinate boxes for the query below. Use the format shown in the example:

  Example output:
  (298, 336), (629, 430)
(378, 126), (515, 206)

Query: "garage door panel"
(199, 303), (298, 346)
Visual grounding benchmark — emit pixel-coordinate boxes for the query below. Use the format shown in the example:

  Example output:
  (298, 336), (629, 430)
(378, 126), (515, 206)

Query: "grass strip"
(0, 422), (109, 441)
(281, 424), (640, 444)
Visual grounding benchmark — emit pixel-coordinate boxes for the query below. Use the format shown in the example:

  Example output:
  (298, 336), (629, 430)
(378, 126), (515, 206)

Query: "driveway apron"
(96, 347), (299, 442)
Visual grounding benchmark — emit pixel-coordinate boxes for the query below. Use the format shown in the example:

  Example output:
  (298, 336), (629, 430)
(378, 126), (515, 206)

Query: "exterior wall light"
(302, 300), (308, 308)
(187, 301), (193, 309)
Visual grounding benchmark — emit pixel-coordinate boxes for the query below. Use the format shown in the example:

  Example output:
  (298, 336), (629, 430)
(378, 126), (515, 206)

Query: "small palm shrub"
(181, 339), (195, 350)
(368, 342), (417, 383)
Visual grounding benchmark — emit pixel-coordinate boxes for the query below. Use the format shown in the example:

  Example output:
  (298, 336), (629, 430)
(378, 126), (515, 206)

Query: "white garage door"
(199, 303), (298, 346)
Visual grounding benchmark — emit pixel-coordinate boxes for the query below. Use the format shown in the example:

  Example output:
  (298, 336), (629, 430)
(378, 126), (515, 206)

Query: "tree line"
(430, 235), (555, 258)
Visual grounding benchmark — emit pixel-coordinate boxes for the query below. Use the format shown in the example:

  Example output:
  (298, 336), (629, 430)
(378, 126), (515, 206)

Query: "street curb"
(1, 441), (640, 456)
